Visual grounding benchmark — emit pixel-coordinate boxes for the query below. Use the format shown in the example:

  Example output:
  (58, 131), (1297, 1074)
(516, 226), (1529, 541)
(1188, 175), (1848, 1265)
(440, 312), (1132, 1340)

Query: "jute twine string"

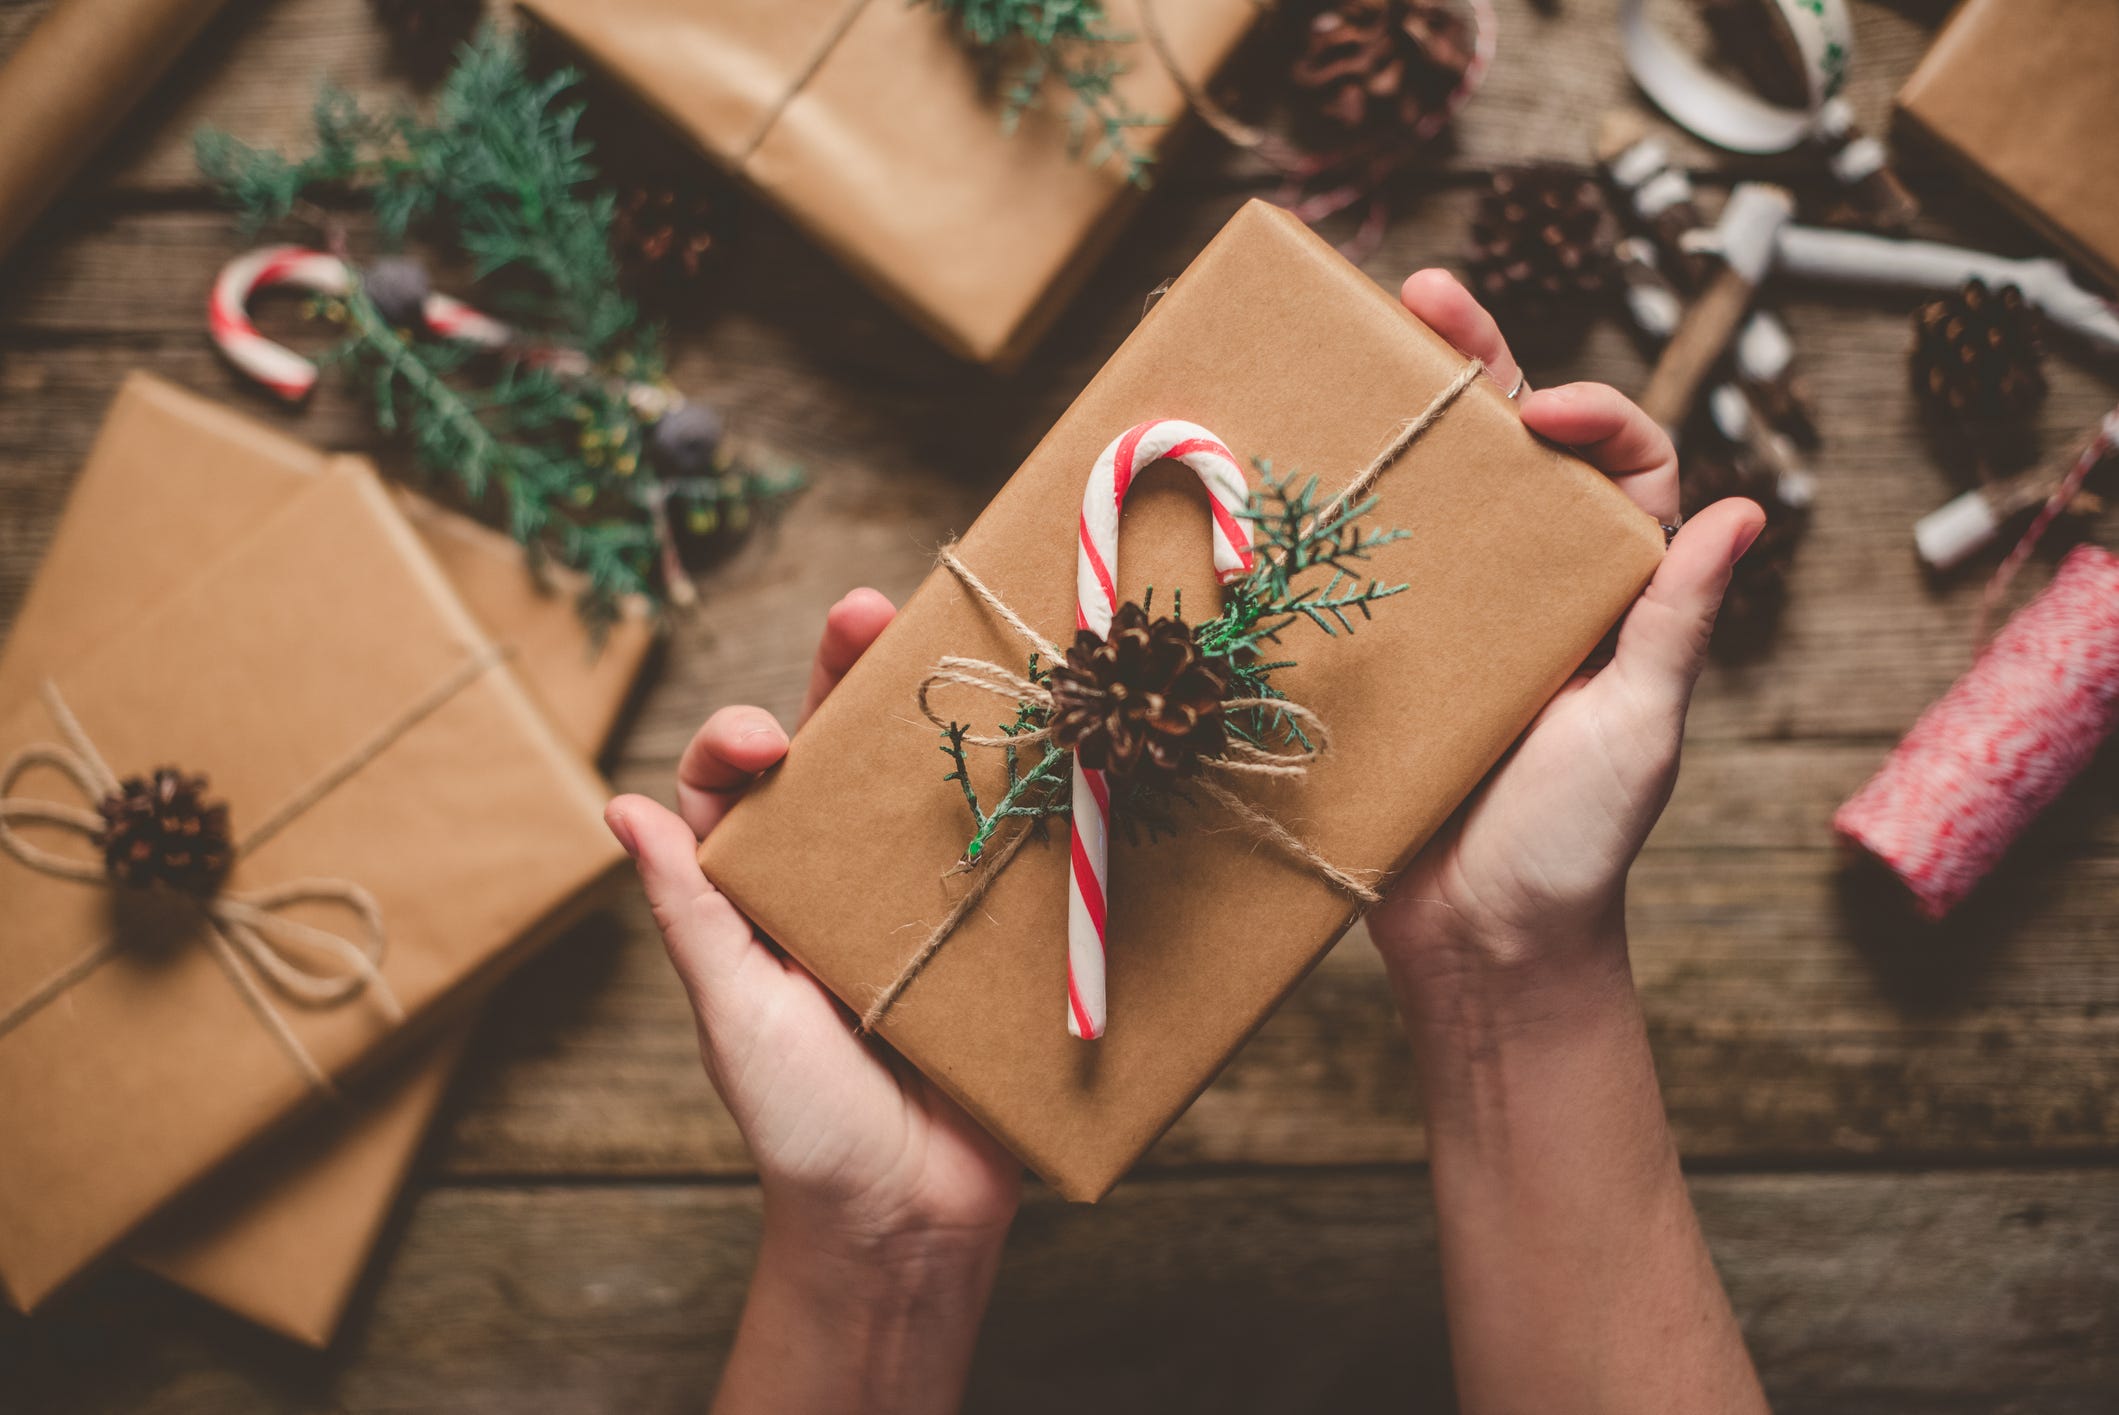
(859, 359), (1489, 1033)
(0, 647), (501, 1091)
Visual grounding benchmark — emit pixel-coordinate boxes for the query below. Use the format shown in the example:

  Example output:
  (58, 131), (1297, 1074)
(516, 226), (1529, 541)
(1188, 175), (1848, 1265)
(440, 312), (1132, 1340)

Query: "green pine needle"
(941, 459), (1410, 856)
(196, 27), (800, 625)
(922, 0), (1158, 186)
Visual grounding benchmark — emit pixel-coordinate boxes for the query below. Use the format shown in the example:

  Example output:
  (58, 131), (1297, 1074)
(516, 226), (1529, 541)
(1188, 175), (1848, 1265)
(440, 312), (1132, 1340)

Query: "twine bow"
(859, 357), (1492, 1033)
(0, 657), (494, 1092)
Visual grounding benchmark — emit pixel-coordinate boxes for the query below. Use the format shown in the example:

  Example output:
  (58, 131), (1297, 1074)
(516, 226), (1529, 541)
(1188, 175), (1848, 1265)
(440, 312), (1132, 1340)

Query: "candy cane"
(209, 246), (536, 403)
(208, 247), (353, 401)
(1067, 420), (1255, 1039)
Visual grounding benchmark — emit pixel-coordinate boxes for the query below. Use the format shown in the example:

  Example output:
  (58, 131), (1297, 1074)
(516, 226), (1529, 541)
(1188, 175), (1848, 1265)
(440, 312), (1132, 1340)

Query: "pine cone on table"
(1289, 0), (1477, 148)
(96, 768), (234, 896)
(610, 179), (718, 294)
(1466, 166), (1616, 314)
(1910, 279), (2047, 424)
(1683, 456), (1808, 651)
(1050, 604), (1232, 785)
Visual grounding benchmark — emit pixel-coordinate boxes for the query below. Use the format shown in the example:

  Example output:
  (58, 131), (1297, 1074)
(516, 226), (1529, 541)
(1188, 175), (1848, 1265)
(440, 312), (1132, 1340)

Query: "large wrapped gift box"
(0, 419), (627, 1310)
(700, 200), (1666, 1200)
(517, 0), (1258, 365)
(0, 375), (653, 1343)
(1896, 0), (2119, 291)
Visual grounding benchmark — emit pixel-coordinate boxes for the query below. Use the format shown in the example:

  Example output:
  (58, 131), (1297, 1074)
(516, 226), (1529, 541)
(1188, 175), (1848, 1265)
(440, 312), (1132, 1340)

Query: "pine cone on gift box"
(1051, 604), (1232, 785)
(610, 180), (718, 294)
(96, 768), (234, 896)
(1289, 0), (1477, 148)
(1910, 279), (2048, 425)
(1466, 166), (1616, 314)
(368, 0), (482, 71)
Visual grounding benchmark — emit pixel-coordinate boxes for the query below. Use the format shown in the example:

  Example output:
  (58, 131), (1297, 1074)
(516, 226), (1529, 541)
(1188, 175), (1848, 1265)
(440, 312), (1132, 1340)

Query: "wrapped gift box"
(700, 200), (1666, 1200)
(518, 0), (1259, 364)
(1896, 0), (2119, 290)
(0, 431), (627, 1309)
(0, 376), (657, 1343)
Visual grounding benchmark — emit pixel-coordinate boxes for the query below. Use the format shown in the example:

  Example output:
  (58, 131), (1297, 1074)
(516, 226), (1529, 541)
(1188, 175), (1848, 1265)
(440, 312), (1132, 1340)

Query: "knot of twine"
(0, 652), (498, 1091)
(860, 357), (1490, 1033)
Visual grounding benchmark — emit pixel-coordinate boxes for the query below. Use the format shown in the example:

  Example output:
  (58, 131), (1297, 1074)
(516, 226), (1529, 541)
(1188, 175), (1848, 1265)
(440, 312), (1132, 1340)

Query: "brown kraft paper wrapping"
(1896, 0), (2119, 291)
(517, 0), (1258, 365)
(700, 201), (1667, 1201)
(0, 374), (653, 1341)
(0, 461), (625, 1311)
(0, 0), (233, 263)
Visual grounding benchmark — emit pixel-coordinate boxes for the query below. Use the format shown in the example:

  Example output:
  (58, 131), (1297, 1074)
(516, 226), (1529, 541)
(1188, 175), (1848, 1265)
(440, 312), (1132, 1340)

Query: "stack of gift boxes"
(0, 0), (1284, 1343)
(0, 0), (1680, 1342)
(0, 374), (657, 1341)
(45, 0), (2118, 1348)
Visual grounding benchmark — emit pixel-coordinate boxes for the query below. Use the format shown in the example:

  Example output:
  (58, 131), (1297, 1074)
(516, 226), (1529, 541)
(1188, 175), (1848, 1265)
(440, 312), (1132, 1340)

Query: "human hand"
(603, 591), (1022, 1274)
(1367, 271), (1766, 1020)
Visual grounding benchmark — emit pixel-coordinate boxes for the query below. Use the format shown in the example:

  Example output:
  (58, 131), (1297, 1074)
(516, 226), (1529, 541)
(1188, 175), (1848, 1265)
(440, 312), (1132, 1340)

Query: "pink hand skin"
(1374, 271), (1771, 1414)
(606, 591), (1020, 1415)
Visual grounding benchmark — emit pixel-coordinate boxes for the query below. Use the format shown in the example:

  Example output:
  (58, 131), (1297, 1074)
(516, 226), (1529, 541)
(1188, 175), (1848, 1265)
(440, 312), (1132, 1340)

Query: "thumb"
(1611, 497), (1766, 719)
(605, 794), (756, 1012)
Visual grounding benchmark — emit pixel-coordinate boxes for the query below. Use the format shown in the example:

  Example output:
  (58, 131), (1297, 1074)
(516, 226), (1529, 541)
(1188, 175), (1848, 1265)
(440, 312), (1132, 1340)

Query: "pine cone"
(1910, 279), (2047, 423)
(610, 181), (717, 292)
(1466, 166), (1615, 312)
(1050, 603), (1232, 784)
(1290, 0), (1476, 146)
(95, 768), (233, 896)
(368, 0), (480, 67)
(1683, 457), (1808, 650)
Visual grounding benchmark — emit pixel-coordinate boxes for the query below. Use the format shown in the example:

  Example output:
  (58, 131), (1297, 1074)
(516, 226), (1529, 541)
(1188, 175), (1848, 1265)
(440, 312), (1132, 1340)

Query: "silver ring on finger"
(1505, 373), (1528, 401)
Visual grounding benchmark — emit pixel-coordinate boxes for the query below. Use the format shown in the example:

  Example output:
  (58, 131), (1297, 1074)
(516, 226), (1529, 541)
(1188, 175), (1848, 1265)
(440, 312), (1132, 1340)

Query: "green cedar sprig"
(195, 28), (800, 624)
(941, 655), (1072, 864)
(942, 461), (1409, 861)
(921, 0), (1158, 185)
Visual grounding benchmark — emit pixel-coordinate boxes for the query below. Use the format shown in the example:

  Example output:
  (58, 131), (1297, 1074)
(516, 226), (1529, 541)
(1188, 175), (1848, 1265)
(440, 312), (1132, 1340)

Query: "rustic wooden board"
(3, 0), (2117, 1404)
(6, 1169), (2114, 1413)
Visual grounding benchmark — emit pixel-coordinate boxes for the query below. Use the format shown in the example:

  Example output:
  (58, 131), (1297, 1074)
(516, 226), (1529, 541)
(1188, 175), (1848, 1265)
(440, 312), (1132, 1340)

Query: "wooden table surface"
(3, 0), (2115, 1409)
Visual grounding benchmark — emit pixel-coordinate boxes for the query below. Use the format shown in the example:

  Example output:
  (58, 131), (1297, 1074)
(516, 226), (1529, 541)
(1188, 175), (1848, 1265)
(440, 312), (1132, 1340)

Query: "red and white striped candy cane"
(208, 247), (353, 401)
(209, 246), (527, 403)
(1067, 419), (1256, 1039)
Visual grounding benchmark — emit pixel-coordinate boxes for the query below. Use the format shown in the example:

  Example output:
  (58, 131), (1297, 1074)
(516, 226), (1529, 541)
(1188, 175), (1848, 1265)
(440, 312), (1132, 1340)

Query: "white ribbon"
(1620, 0), (1853, 154)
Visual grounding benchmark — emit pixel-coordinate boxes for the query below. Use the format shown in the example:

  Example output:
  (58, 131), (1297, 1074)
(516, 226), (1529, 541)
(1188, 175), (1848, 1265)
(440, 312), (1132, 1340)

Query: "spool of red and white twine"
(1066, 420), (1256, 1038)
(1835, 545), (2119, 919)
(209, 246), (538, 402)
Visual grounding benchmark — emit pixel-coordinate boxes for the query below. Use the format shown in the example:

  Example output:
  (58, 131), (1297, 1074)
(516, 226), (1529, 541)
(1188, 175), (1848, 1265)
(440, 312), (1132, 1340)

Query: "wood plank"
(0, 0), (1958, 199)
(5, 1167), (2113, 1412)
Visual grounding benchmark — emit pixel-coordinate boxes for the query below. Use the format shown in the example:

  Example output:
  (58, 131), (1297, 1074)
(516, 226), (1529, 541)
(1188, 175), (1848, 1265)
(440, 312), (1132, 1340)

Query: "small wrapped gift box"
(517, 0), (1258, 365)
(700, 200), (1666, 1200)
(0, 376), (653, 1343)
(0, 444), (626, 1310)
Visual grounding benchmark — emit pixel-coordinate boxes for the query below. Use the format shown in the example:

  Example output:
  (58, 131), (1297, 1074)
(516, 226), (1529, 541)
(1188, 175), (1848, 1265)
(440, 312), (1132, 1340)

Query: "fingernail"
(604, 805), (638, 858)
(1734, 519), (1765, 559)
(738, 708), (780, 741)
